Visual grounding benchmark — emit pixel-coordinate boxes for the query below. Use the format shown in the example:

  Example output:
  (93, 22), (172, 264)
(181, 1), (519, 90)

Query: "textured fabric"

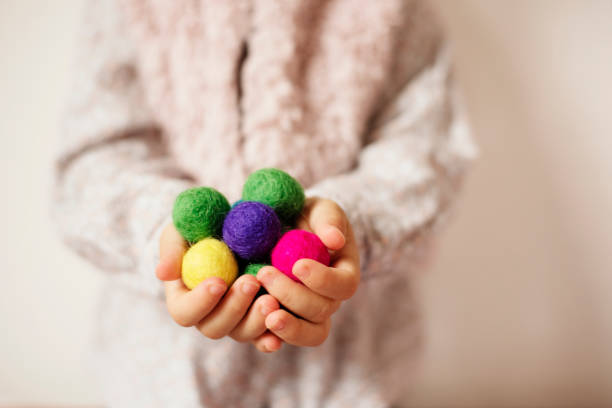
(51, 0), (477, 407)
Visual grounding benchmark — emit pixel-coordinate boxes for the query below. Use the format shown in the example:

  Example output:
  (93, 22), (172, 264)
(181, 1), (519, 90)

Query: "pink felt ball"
(271, 229), (330, 281)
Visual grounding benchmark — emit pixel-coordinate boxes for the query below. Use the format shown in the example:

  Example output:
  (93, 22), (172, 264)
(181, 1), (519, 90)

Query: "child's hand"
(254, 197), (361, 351)
(155, 224), (283, 351)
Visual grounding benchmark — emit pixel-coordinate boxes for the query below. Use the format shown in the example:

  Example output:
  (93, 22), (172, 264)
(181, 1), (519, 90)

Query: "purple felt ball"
(222, 201), (282, 260)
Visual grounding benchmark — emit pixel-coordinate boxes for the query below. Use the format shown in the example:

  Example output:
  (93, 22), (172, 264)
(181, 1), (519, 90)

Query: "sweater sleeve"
(305, 48), (477, 280)
(51, 0), (193, 297)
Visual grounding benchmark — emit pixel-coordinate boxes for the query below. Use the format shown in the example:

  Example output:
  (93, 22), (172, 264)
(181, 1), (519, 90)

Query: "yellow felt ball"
(181, 238), (238, 289)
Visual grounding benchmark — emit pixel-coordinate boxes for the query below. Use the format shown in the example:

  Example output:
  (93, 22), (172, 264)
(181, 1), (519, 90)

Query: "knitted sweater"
(52, 0), (476, 407)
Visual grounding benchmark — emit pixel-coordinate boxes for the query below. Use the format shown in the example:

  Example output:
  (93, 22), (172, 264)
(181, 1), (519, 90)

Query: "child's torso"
(119, 0), (442, 199)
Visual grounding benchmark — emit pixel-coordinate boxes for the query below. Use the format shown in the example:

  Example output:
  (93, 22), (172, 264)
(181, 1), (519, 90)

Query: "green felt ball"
(242, 168), (305, 224)
(243, 263), (268, 277)
(172, 187), (230, 243)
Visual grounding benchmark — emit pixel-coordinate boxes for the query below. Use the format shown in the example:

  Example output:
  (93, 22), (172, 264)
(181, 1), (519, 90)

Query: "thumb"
(300, 197), (347, 251)
(155, 222), (188, 281)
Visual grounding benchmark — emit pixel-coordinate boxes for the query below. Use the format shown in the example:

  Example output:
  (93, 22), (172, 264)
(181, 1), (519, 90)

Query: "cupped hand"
(155, 223), (283, 353)
(255, 197), (361, 349)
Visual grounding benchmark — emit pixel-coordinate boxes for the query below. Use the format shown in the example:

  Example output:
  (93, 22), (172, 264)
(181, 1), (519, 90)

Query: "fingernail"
(260, 303), (273, 316)
(331, 225), (344, 237)
(329, 225), (345, 243)
(257, 268), (276, 286)
(208, 284), (225, 296)
(270, 316), (285, 331)
(241, 281), (259, 296)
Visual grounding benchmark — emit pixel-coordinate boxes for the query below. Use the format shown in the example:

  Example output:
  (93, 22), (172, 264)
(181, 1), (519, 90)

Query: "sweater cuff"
(134, 213), (173, 300)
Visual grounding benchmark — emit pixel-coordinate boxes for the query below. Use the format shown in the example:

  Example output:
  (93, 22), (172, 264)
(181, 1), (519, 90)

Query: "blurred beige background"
(0, 0), (610, 406)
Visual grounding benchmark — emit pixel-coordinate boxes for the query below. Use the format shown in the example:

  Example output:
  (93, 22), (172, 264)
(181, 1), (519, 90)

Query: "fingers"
(257, 266), (341, 324)
(195, 275), (261, 339)
(156, 223), (188, 281)
(294, 198), (361, 300)
(230, 294), (280, 342)
(252, 331), (283, 353)
(164, 277), (227, 327)
(299, 197), (347, 250)
(292, 258), (360, 301)
(265, 309), (331, 347)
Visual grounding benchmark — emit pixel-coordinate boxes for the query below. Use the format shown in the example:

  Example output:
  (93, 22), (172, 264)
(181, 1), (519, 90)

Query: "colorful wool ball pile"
(172, 168), (331, 290)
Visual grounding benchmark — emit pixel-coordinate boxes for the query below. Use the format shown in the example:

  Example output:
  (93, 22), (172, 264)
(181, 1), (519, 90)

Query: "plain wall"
(0, 0), (610, 406)
(0, 1), (104, 405)
(413, 1), (612, 406)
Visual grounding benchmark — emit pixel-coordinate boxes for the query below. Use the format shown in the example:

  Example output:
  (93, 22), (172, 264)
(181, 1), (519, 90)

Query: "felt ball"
(244, 263), (268, 277)
(231, 199), (245, 209)
(173, 187), (230, 243)
(182, 238), (238, 289)
(222, 201), (281, 260)
(271, 229), (330, 281)
(242, 168), (305, 224)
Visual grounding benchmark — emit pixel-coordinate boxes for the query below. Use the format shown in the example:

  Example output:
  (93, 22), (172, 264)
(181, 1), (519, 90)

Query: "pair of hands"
(155, 197), (360, 353)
